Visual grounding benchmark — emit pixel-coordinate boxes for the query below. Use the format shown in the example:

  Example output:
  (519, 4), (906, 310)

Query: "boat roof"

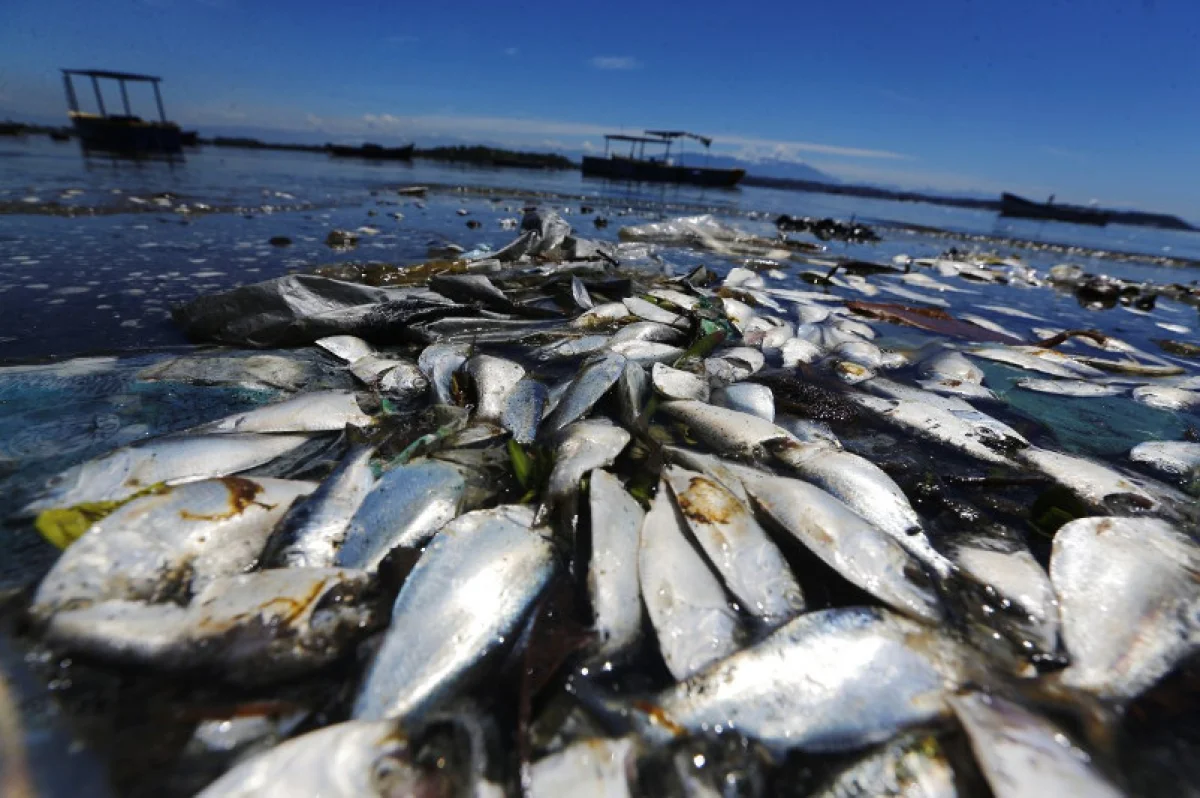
(645, 130), (714, 147)
(62, 69), (163, 83)
(604, 134), (668, 144)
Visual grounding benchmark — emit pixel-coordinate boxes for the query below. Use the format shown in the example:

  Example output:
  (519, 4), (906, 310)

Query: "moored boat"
(62, 69), (184, 154)
(582, 130), (744, 188)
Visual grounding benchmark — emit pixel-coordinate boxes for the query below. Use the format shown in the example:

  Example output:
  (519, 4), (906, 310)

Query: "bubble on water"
(27, 284), (49, 290)
(56, 286), (90, 295)
(125, 289), (146, 296)
(120, 320), (141, 328)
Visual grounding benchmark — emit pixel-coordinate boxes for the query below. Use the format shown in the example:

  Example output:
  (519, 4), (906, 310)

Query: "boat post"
(62, 72), (79, 114)
(89, 74), (107, 117)
(119, 78), (132, 117)
(152, 80), (167, 124)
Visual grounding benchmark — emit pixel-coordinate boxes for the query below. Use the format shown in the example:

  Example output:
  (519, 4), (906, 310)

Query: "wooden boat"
(999, 192), (1110, 226)
(326, 142), (414, 160)
(62, 70), (184, 153)
(582, 130), (744, 188)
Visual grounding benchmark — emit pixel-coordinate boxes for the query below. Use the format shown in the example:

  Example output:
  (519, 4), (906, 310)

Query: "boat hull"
(999, 192), (1109, 226)
(71, 114), (183, 153)
(582, 155), (744, 187)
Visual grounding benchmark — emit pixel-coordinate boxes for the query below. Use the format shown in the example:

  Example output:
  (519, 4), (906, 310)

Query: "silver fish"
(570, 276), (595, 309)
(347, 353), (407, 386)
(647, 288), (702, 311)
(1130, 440), (1200, 477)
(664, 465), (805, 627)
(642, 607), (968, 752)
(530, 737), (635, 798)
(1015, 378), (1122, 397)
(639, 481), (741, 680)
(918, 378), (998, 402)
(918, 350), (984, 384)
(464, 355), (526, 421)
(661, 446), (771, 505)
(196, 719), (442, 798)
(418, 342), (471, 404)
(624, 296), (684, 326)
(353, 505), (556, 722)
(587, 471), (645, 663)
(949, 693), (1123, 798)
(1020, 448), (1157, 510)
(192, 390), (373, 433)
(540, 352), (626, 437)
(744, 473), (943, 622)
(703, 347), (764, 384)
(780, 337), (823, 367)
(651, 363), (710, 402)
(572, 302), (633, 329)
(616, 361), (649, 427)
(1132, 384), (1200, 411)
(711, 383), (775, 421)
(608, 340), (685, 366)
(532, 335), (611, 361)
(137, 354), (318, 392)
(767, 438), (945, 576)
(43, 567), (378, 680)
(336, 460), (467, 570)
(264, 445), (377, 568)
(659, 400), (792, 459)
(969, 347), (1103, 379)
(1051, 516), (1200, 699)
(850, 395), (1020, 466)
(542, 420), (631, 526)
(315, 335), (374, 364)
(774, 414), (841, 448)
(947, 533), (1060, 659)
(31, 477), (315, 619)
(500, 377), (549, 444)
(811, 734), (958, 798)
(377, 360), (428, 400)
(22, 433), (313, 514)
(610, 321), (688, 345)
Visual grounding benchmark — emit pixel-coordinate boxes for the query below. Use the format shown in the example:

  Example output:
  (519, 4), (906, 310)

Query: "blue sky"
(2, 0), (1198, 215)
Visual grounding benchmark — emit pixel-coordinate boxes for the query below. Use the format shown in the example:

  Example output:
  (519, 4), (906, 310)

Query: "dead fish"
(768, 439), (949, 577)
(625, 296), (684, 326)
(851, 394), (1022, 466)
(418, 342), (471, 404)
(1051, 515), (1200, 700)
(810, 733), (958, 798)
(780, 337), (823, 367)
(651, 362), (710, 402)
(616, 361), (648, 427)
(711, 383), (775, 421)
(315, 335), (374, 363)
(958, 314), (1020, 339)
(664, 466), (805, 627)
(830, 340), (887, 369)
(831, 360), (876, 385)
(570, 276), (595, 310)
(647, 288), (702, 311)
(192, 390), (373, 433)
(541, 420), (631, 527)
(774, 415), (841, 448)
(1020, 448), (1157, 510)
(346, 353), (407, 386)
(946, 533), (1060, 659)
(532, 335), (612, 361)
(660, 400), (791, 459)
(377, 360), (428, 400)
(43, 568), (379, 681)
(610, 321), (687, 346)
(353, 505), (556, 722)
(262, 445), (377, 568)
(661, 446), (770, 506)
(137, 353), (317, 392)
(572, 302), (632, 329)
(608, 340), (685, 366)
(336, 460), (467, 570)
(1131, 384), (1200, 411)
(1016, 379), (1123, 397)
(500, 377), (549, 444)
(1130, 440), (1200, 477)
(744, 474), (943, 622)
(704, 347), (765, 384)
(464, 354), (526, 421)
(22, 433), (313, 515)
(639, 481), (741, 680)
(918, 378), (998, 402)
(949, 693), (1123, 798)
(31, 477), (315, 620)
(587, 471), (645, 663)
(540, 352), (626, 437)
(919, 350), (984, 384)
(529, 737), (636, 798)
(639, 607), (968, 752)
(969, 347), (1104, 380)
(196, 719), (447, 798)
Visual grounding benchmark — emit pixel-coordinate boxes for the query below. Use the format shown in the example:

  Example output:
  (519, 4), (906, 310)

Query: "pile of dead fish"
(11, 208), (1200, 797)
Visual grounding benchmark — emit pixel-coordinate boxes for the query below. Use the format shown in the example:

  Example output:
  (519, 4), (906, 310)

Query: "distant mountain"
(677, 152), (836, 183)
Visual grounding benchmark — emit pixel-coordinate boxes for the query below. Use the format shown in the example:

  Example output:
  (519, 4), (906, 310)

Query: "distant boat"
(582, 130), (744, 188)
(326, 142), (414, 160)
(61, 69), (184, 154)
(999, 192), (1110, 226)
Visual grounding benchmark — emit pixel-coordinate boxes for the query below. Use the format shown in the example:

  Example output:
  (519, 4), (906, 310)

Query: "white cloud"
(590, 56), (641, 70)
(504, 47), (519, 56)
(716, 134), (909, 161)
